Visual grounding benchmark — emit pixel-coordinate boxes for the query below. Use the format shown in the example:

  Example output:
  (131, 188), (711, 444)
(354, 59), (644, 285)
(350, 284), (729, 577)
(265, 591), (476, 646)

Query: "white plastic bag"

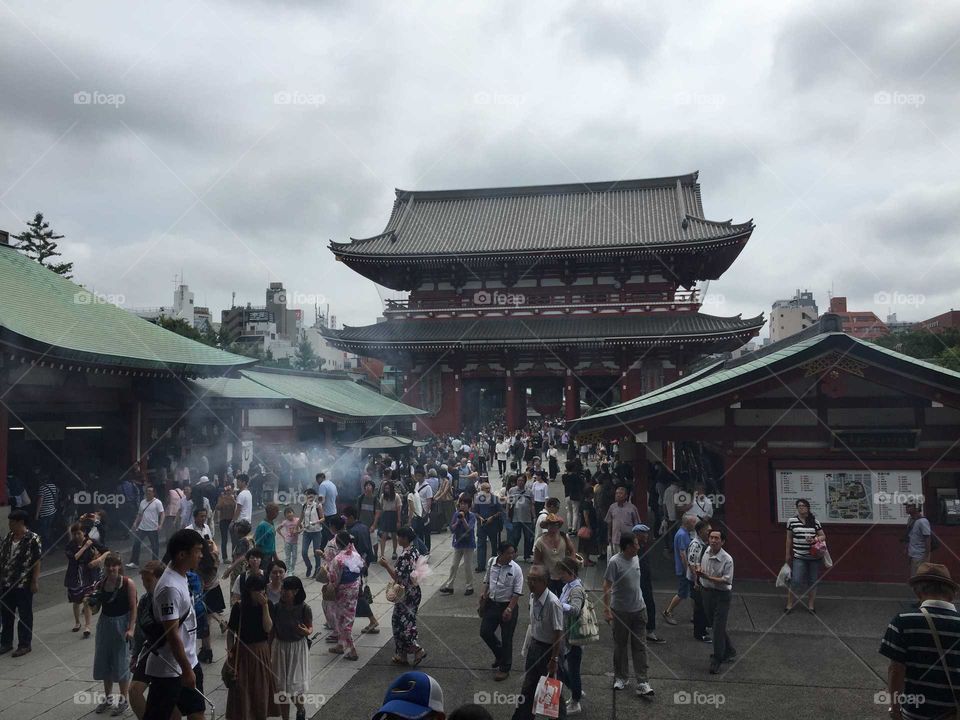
(823, 549), (834, 569)
(776, 562), (792, 588)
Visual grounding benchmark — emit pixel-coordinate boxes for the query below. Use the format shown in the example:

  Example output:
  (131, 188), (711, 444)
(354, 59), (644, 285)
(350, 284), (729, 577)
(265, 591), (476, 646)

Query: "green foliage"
(873, 328), (960, 371)
(293, 329), (322, 371)
(15, 212), (73, 277)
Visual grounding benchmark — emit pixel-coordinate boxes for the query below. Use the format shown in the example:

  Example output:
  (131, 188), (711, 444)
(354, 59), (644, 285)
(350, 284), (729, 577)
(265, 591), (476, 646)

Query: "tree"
(15, 212), (73, 277)
(293, 329), (321, 372)
(872, 328), (960, 372)
(157, 316), (208, 343)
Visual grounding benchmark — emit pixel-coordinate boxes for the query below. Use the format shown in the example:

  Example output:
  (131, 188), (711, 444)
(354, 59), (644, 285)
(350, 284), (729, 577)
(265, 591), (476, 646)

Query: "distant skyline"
(2, 1), (958, 336)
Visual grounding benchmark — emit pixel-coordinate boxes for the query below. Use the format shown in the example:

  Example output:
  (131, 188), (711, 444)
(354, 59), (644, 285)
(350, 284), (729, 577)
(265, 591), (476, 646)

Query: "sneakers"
(124, 562), (138, 569)
(464, 588), (474, 596)
(662, 611), (678, 626)
(709, 660), (721, 675)
(439, 587), (454, 595)
(11, 647), (30, 657)
(636, 682), (655, 697)
(698, 634), (713, 643)
(646, 633), (666, 644)
(112, 698), (129, 716)
(612, 678), (627, 690)
(95, 699), (113, 714)
(567, 701), (582, 714)
(494, 671), (509, 682)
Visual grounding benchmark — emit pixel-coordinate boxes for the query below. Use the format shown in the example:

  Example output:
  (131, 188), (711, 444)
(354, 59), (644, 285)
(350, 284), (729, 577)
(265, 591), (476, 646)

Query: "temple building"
(324, 173), (764, 435)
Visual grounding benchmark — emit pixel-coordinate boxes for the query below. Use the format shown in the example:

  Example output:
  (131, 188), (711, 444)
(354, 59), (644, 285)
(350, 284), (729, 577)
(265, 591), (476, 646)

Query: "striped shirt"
(37, 483), (58, 517)
(880, 600), (960, 719)
(786, 516), (822, 559)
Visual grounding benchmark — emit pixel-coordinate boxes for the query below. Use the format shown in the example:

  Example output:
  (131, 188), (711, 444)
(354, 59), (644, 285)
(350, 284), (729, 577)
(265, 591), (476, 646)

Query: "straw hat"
(909, 562), (959, 591)
(539, 513), (565, 529)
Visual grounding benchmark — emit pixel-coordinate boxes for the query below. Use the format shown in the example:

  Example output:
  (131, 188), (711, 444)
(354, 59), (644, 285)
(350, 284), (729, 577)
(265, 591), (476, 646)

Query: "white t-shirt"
(495, 442), (509, 461)
(138, 498), (165, 531)
(236, 489), (253, 522)
(146, 567), (198, 677)
(692, 494), (714, 520)
(416, 482), (434, 515)
(663, 483), (680, 522)
(187, 522), (213, 540)
(532, 480), (550, 503)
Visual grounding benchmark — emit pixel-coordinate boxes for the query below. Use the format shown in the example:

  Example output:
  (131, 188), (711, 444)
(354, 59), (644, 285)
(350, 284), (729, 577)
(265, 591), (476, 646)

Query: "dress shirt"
(484, 558), (523, 602)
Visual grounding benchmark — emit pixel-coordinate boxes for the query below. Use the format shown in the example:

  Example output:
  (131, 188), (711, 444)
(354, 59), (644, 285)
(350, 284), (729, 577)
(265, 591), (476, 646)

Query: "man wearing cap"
(632, 524), (665, 644)
(372, 671), (445, 719)
(880, 562), (960, 720)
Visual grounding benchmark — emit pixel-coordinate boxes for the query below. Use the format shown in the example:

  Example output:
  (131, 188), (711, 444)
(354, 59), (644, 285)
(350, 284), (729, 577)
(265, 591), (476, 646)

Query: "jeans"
(480, 600), (518, 671)
(562, 644), (583, 701)
(284, 541), (297, 574)
(476, 523), (500, 570)
(611, 608), (649, 682)
(441, 548), (475, 590)
(219, 519), (232, 560)
(702, 589), (734, 662)
(0, 586), (33, 649)
(412, 515), (431, 553)
(692, 585), (708, 639)
(791, 557), (820, 595)
(34, 516), (54, 550)
(302, 530), (324, 575)
(130, 529), (159, 565)
(510, 521), (534, 559)
(512, 638), (566, 720)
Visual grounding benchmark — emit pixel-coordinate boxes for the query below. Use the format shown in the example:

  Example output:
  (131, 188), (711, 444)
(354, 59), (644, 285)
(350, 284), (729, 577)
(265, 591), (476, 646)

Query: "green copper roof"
(241, 369), (426, 418)
(0, 245), (254, 375)
(189, 375), (287, 400)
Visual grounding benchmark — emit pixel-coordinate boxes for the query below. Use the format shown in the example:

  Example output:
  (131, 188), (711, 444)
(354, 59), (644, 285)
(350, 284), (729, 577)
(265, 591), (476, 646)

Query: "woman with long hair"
(371, 480), (400, 560)
(226, 574), (278, 720)
(91, 553), (137, 715)
(328, 530), (363, 660)
(379, 526), (427, 666)
(64, 522), (104, 639)
(784, 498), (827, 614)
(270, 576), (313, 720)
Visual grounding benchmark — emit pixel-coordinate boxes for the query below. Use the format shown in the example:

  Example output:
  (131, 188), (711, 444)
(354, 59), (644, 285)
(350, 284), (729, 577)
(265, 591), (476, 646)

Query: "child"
(279, 506), (301, 575)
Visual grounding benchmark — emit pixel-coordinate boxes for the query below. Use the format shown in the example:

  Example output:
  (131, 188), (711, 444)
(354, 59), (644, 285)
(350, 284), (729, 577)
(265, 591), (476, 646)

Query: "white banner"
(776, 469), (922, 525)
(241, 441), (254, 473)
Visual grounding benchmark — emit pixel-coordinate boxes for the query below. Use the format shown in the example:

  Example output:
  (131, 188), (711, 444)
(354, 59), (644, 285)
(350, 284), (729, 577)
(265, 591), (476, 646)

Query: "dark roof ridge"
(394, 172), (700, 202)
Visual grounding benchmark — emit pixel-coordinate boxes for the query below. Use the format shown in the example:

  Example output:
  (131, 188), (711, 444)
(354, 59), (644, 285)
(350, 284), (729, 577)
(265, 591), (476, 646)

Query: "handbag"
(577, 526), (592, 540)
(920, 607), (960, 719)
(321, 582), (337, 602)
(568, 590), (600, 645)
(385, 580), (406, 604)
(222, 602), (242, 689)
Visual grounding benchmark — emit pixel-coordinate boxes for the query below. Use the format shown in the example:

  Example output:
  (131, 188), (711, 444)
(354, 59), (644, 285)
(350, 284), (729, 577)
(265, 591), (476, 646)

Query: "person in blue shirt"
(662, 514), (696, 625)
(439, 495), (477, 596)
(473, 483), (503, 572)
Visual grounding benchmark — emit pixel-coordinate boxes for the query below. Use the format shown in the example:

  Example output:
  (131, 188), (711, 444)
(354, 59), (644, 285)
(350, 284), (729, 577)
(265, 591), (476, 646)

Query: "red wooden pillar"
(451, 369), (463, 434)
(564, 371), (579, 422)
(0, 404), (8, 505)
(505, 372), (517, 431)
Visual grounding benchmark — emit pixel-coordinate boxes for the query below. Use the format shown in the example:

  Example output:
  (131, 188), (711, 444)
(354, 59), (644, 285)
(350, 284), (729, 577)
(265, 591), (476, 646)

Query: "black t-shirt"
(228, 601), (270, 644)
(562, 472), (584, 501)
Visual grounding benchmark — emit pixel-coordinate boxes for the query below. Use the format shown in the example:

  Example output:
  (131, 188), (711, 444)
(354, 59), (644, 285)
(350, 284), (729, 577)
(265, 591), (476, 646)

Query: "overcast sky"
(1, 1), (958, 336)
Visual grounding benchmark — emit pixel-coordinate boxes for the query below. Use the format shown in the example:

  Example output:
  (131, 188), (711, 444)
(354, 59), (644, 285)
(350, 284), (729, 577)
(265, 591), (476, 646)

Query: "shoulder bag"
(222, 603), (242, 689)
(920, 607), (960, 719)
(568, 588), (600, 645)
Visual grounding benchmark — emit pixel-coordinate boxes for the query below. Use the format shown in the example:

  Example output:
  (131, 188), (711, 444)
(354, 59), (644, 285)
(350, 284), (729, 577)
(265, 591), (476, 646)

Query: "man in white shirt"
(127, 485), (165, 568)
(495, 438), (509, 476)
(697, 528), (735, 674)
(691, 483), (714, 521)
(414, 470), (434, 553)
(143, 528), (206, 720)
(186, 507), (214, 541)
(233, 475), (253, 526)
(479, 541), (523, 681)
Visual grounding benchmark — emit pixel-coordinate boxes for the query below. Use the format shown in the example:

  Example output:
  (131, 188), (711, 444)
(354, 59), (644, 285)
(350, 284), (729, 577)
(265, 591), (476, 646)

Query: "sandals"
(343, 652), (359, 661)
(71, 624), (81, 633)
(329, 645), (344, 655)
(413, 649), (427, 666)
(83, 628), (92, 639)
(807, 607), (816, 615)
(391, 655), (409, 666)
(361, 625), (380, 634)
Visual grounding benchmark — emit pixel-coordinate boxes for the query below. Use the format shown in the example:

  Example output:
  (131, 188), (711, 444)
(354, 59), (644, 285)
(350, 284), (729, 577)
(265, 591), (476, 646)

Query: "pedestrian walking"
(0, 509), (42, 657)
(215, 483), (236, 560)
(126, 486), (165, 568)
(299, 488), (325, 575)
(371, 481), (401, 561)
(344, 506), (380, 634)
(142, 529), (207, 720)
(33, 475), (58, 549)
(905, 502), (933, 580)
(507, 476), (535, 561)
(686, 520), (712, 643)
(511, 564), (566, 720)
(65, 522), (105, 638)
(379, 526), (427, 666)
(279, 506), (301, 575)
(576, 487), (599, 567)
(697, 528), (736, 674)
(271, 576), (313, 720)
(439, 495), (477, 596)
(91, 553), (137, 715)
(785, 498), (826, 614)
(328, 530), (363, 660)
(604, 486), (640, 558)
(561, 461), (584, 533)
(602, 534), (654, 697)
(557, 557), (587, 715)
(473, 484), (503, 572)
(663, 514), (697, 625)
(128, 560), (165, 720)
(254, 502), (280, 567)
(413, 470), (433, 554)
(631, 524), (664, 644)
(533, 514), (576, 596)
(225, 573), (279, 720)
(479, 541), (522, 682)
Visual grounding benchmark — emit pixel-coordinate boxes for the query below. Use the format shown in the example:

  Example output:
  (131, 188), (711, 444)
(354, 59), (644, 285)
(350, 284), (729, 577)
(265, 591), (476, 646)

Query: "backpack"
(567, 589), (600, 646)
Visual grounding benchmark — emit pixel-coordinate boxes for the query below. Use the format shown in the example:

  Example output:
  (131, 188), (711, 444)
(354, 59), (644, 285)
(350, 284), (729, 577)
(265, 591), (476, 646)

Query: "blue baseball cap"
(373, 672), (444, 719)
(632, 523), (651, 533)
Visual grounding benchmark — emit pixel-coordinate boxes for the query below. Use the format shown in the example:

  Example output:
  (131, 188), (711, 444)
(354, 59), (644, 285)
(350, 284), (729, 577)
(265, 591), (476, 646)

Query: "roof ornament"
(675, 179), (689, 230)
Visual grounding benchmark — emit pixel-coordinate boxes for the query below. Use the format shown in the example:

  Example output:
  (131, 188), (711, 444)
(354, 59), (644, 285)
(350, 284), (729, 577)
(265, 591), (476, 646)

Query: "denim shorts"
(791, 557), (820, 592)
(677, 575), (692, 599)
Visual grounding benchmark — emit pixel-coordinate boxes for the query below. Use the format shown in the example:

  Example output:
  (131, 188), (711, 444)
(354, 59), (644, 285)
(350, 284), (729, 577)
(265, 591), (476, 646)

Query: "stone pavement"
(0, 526), (912, 720)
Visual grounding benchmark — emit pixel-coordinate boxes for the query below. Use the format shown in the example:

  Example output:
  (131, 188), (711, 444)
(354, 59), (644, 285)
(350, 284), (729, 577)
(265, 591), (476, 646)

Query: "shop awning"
(341, 434), (427, 449)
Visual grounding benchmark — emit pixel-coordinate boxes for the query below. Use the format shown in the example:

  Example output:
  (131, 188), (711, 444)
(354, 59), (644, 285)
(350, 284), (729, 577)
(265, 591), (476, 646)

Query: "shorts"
(143, 664), (205, 720)
(132, 655), (149, 684)
(677, 575), (692, 599)
(791, 557), (820, 592)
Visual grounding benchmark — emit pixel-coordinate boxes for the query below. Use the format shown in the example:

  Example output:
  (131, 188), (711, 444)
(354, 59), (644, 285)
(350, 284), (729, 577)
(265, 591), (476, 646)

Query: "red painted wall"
(418, 371), (461, 437)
